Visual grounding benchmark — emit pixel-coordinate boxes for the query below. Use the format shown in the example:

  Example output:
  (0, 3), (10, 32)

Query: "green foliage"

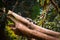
(35, 2), (60, 32)
(5, 20), (18, 40)
(6, 26), (17, 40)
(30, 4), (40, 19)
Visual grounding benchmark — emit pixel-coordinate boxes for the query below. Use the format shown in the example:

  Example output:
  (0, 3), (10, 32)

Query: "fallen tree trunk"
(8, 15), (59, 40)
(8, 10), (60, 38)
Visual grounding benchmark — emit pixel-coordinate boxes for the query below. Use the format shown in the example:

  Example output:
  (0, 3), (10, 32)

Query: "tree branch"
(8, 10), (60, 40)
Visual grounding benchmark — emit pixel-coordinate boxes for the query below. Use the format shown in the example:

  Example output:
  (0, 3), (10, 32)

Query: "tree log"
(8, 10), (60, 38)
(8, 16), (59, 40)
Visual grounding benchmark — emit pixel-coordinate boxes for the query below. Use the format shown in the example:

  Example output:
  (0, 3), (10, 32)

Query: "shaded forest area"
(0, 0), (60, 40)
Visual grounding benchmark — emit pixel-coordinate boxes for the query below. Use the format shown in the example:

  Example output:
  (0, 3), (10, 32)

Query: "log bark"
(8, 10), (60, 37)
(7, 10), (59, 40)
(8, 16), (59, 40)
